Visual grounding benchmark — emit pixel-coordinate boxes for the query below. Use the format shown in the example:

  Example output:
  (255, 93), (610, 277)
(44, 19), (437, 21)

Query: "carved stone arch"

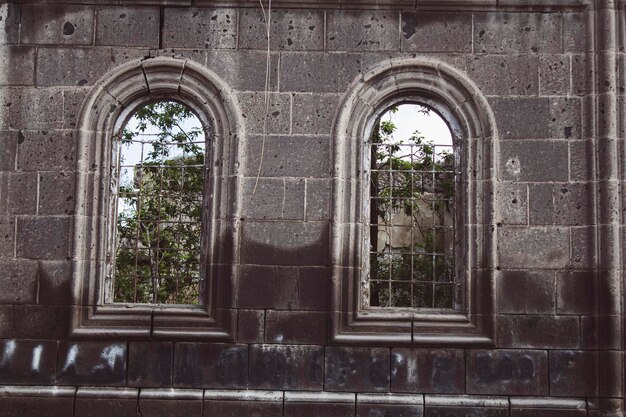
(330, 56), (498, 345)
(71, 57), (244, 340)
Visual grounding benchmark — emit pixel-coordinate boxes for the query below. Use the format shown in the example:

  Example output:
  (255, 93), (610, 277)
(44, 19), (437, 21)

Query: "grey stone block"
(0, 395), (74, 417)
(498, 226), (570, 269)
(391, 348), (465, 393)
(12, 305), (71, 340)
(61, 88), (89, 129)
(0, 340), (57, 385)
(401, 12), (472, 53)
(563, 12), (586, 53)
(57, 341), (127, 386)
(249, 344), (324, 390)
(0, 259), (38, 304)
(163, 8), (237, 49)
(539, 55), (570, 95)
(297, 267), (330, 311)
(283, 179), (306, 220)
(20, 4), (94, 45)
(425, 406), (507, 417)
(17, 130), (76, 172)
(237, 309), (264, 343)
(500, 141), (568, 182)
(325, 346), (390, 392)
(570, 226), (595, 269)
(7, 172), (37, 215)
(0, 131), (17, 171)
(571, 55), (588, 96)
(327, 10), (399, 51)
(549, 350), (599, 397)
(16, 216), (70, 260)
(38, 172), (75, 215)
(238, 9), (324, 51)
(569, 140), (592, 181)
(241, 177), (304, 220)
(497, 270), (556, 314)
(237, 92), (291, 135)
(557, 271), (595, 314)
(173, 343), (248, 388)
(264, 310), (327, 345)
(553, 183), (592, 225)
(206, 50), (278, 91)
(0, 216), (14, 258)
(529, 183), (554, 225)
(240, 221), (328, 266)
(474, 12), (561, 54)
(0, 306), (11, 338)
(1, 4), (21, 44)
(0, 47), (35, 86)
(467, 55), (539, 96)
(497, 315), (580, 349)
(237, 265), (299, 309)
(292, 93), (341, 134)
(497, 183), (528, 225)
(467, 349), (549, 395)
(38, 260), (73, 306)
(280, 52), (382, 93)
(96, 6), (159, 47)
(305, 179), (331, 221)
(129, 342), (172, 387)
(244, 135), (330, 178)
(0, 88), (64, 131)
(36, 48), (111, 87)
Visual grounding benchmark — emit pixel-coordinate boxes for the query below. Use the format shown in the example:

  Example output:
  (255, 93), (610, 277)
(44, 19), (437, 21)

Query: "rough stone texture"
(0, 1), (622, 415)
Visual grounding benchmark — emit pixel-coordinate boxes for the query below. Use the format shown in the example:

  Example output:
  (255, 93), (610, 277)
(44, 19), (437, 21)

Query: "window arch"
(330, 57), (497, 345)
(71, 58), (243, 340)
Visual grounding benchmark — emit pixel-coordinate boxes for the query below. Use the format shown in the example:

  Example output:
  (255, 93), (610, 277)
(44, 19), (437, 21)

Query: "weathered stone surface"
(237, 265), (299, 309)
(327, 10), (399, 51)
(497, 315), (580, 349)
(498, 227), (570, 269)
(204, 398), (283, 417)
(173, 343), (247, 388)
(36, 48), (111, 87)
(237, 92), (291, 135)
(239, 9), (324, 51)
(528, 183), (554, 225)
(325, 346), (390, 392)
(206, 50), (279, 91)
(249, 344), (324, 390)
(297, 266), (330, 310)
(37, 260), (73, 306)
(425, 406), (508, 417)
(57, 341), (127, 386)
(549, 350), (597, 397)
(467, 350), (549, 395)
(237, 309), (265, 343)
(75, 394), (137, 417)
(497, 270), (555, 314)
(163, 8), (237, 49)
(0, 88), (64, 131)
(0, 47), (35, 86)
(467, 55), (539, 96)
(20, 4), (94, 45)
(0, 259), (38, 304)
(511, 409), (585, 417)
(497, 183), (528, 225)
(556, 271), (595, 314)
(401, 12), (471, 52)
(473, 12), (561, 54)
(38, 172), (75, 215)
(241, 178), (304, 221)
(241, 221), (328, 266)
(6, 172), (37, 215)
(0, 131), (17, 171)
(16, 130), (76, 171)
(391, 348), (464, 393)
(0, 395), (74, 417)
(0, 217), (14, 259)
(96, 6), (159, 47)
(500, 141), (568, 182)
(0, 340), (57, 384)
(0, 306), (11, 338)
(358, 402), (423, 417)
(539, 55), (571, 95)
(292, 94), (341, 134)
(139, 396), (202, 417)
(265, 310), (327, 345)
(16, 216), (70, 260)
(12, 305), (70, 339)
(128, 342), (173, 388)
(285, 400), (354, 417)
(305, 179), (331, 221)
(244, 135), (330, 178)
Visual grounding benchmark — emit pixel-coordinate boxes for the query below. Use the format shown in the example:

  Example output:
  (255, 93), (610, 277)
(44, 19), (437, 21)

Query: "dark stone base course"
(0, 387), (594, 417)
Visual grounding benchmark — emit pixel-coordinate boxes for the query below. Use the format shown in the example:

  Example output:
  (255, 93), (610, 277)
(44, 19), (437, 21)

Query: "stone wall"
(0, 0), (624, 416)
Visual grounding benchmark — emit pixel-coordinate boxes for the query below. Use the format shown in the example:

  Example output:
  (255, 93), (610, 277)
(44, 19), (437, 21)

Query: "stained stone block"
(128, 342), (173, 388)
(16, 216), (70, 260)
(237, 92), (291, 135)
(264, 310), (327, 345)
(497, 270), (556, 314)
(237, 309), (265, 343)
(529, 183), (555, 225)
(0, 390), (75, 417)
(325, 346), (390, 392)
(239, 9), (324, 51)
(37, 260), (73, 306)
(297, 267), (330, 311)
(0, 216), (14, 259)
(75, 388), (138, 417)
(497, 183), (528, 225)
(38, 172), (75, 216)
(467, 55), (539, 96)
(0, 259), (38, 304)
(206, 50), (279, 91)
(0, 88), (64, 131)
(1, 4), (21, 45)
(7, 172), (37, 215)
(204, 394), (283, 417)
(249, 344), (324, 390)
(96, 6), (159, 47)
(237, 265), (299, 309)
(57, 341), (127, 386)
(391, 348), (465, 393)
(292, 93), (342, 134)
(500, 141), (568, 182)
(327, 10), (399, 51)
(0, 306), (11, 338)
(0, 131), (17, 171)
(498, 227), (570, 269)
(539, 55), (571, 95)
(16, 130), (76, 171)
(401, 12), (471, 52)
(425, 405), (508, 417)
(0, 340), (57, 385)
(473, 12), (561, 54)
(163, 8), (237, 49)
(12, 305), (70, 340)
(497, 315), (580, 349)
(139, 391), (203, 417)
(36, 48), (111, 87)
(20, 4), (94, 45)
(0, 47), (35, 86)
(467, 349), (549, 395)
(241, 178), (305, 221)
(305, 179), (331, 221)
(173, 343), (248, 389)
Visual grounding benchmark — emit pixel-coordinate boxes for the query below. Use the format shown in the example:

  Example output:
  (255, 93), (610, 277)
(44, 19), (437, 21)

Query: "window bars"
(111, 107), (206, 305)
(367, 138), (457, 309)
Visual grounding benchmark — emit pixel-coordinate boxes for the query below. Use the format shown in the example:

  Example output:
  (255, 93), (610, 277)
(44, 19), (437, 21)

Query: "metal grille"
(111, 107), (206, 305)
(367, 139), (457, 309)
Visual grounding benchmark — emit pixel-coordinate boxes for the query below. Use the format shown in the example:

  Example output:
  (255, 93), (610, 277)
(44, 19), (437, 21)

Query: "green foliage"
(114, 101), (205, 304)
(368, 105), (456, 309)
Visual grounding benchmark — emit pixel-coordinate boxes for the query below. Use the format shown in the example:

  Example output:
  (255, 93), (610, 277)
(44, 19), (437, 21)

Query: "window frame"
(70, 58), (244, 340)
(330, 57), (497, 346)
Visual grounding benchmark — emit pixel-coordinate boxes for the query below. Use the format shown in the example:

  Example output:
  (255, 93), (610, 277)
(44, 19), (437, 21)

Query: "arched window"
(110, 101), (207, 305)
(330, 57), (497, 345)
(71, 58), (243, 340)
(366, 103), (459, 310)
